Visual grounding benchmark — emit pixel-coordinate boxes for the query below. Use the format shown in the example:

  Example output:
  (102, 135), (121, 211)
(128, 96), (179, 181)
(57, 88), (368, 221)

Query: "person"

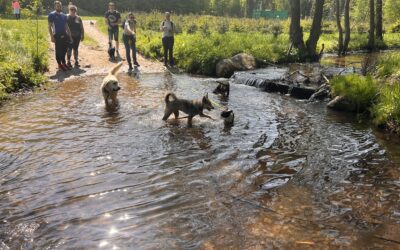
(104, 2), (121, 55)
(48, 1), (73, 71)
(160, 12), (175, 67)
(12, 0), (21, 20)
(122, 12), (140, 71)
(66, 5), (84, 67)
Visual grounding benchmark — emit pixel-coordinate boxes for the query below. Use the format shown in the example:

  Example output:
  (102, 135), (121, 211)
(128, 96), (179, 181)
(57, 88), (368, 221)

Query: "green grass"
(0, 19), (48, 101)
(372, 84), (400, 133)
(82, 34), (100, 48)
(331, 74), (379, 110)
(375, 52), (400, 79)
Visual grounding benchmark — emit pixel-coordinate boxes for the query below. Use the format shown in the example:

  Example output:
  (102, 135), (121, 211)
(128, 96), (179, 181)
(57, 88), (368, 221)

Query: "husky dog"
(213, 81), (230, 97)
(162, 93), (215, 127)
(101, 62), (123, 107)
(108, 42), (116, 61)
(221, 109), (234, 127)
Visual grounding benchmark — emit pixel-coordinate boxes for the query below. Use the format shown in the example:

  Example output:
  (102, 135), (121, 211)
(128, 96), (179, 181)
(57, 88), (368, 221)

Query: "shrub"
(376, 52), (400, 79)
(331, 74), (379, 110)
(372, 84), (400, 133)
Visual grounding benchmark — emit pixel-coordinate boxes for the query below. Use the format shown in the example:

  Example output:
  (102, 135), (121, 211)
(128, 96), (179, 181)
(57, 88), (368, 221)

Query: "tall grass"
(331, 74), (379, 110)
(0, 19), (48, 100)
(372, 84), (400, 133)
(375, 52), (400, 79)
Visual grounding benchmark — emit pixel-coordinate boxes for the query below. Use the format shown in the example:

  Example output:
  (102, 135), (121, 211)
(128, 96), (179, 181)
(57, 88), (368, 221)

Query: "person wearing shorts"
(66, 5), (84, 67)
(104, 2), (121, 55)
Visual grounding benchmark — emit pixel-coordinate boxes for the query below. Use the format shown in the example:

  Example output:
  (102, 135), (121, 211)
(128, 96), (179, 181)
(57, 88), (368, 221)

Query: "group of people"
(47, 1), (175, 72)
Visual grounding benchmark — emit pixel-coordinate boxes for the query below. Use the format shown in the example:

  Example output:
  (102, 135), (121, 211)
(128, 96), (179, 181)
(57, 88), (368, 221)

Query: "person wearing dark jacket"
(66, 5), (84, 67)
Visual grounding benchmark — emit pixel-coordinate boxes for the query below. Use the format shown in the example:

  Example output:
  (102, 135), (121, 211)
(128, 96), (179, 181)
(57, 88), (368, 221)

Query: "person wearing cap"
(48, 1), (73, 71)
(66, 5), (84, 67)
(160, 12), (175, 67)
(122, 12), (140, 71)
(104, 2), (121, 55)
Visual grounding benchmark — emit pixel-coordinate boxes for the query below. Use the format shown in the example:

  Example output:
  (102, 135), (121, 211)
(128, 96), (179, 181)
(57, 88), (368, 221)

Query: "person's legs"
(162, 37), (168, 66)
(74, 39), (80, 65)
(123, 35), (132, 69)
(60, 35), (68, 66)
(168, 37), (174, 66)
(132, 35), (139, 66)
(114, 28), (119, 53)
(55, 35), (62, 65)
(108, 28), (113, 47)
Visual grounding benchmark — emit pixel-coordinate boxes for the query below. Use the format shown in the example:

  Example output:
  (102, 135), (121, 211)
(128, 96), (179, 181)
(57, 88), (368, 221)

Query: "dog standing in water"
(108, 42), (116, 61)
(213, 81), (230, 97)
(101, 62), (123, 107)
(162, 93), (215, 127)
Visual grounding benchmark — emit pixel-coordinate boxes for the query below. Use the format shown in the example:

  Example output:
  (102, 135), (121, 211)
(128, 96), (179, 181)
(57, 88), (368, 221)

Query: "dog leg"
(162, 110), (173, 121)
(187, 116), (193, 127)
(200, 114), (215, 121)
(174, 111), (179, 119)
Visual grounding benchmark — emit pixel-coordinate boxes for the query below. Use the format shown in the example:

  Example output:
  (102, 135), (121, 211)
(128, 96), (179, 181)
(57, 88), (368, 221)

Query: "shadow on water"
(0, 69), (399, 248)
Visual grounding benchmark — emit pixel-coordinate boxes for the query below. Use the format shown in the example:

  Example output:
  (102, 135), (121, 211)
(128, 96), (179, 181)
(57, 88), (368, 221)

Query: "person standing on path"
(104, 2), (121, 56)
(160, 12), (175, 67)
(12, 0), (21, 20)
(48, 1), (73, 71)
(122, 12), (140, 71)
(66, 5), (84, 68)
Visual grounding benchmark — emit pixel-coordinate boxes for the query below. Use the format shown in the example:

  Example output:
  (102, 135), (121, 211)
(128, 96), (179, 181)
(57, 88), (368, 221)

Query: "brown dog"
(101, 62), (123, 107)
(162, 92), (215, 126)
(213, 81), (230, 97)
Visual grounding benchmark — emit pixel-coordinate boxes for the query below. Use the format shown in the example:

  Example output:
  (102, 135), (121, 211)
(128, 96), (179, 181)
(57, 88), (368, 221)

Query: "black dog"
(221, 109), (234, 127)
(108, 42), (116, 61)
(213, 81), (230, 97)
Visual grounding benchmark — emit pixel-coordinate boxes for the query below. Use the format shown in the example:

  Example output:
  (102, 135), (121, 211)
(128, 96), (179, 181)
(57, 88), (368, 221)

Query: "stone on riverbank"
(216, 53), (257, 78)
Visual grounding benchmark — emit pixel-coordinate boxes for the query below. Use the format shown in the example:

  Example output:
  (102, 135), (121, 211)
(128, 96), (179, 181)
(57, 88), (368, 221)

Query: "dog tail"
(109, 62), (123, 76)
(165, 92), (177, 104)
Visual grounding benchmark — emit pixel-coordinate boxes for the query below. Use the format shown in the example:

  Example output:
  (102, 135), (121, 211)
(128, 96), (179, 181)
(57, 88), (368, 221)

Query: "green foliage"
(372, 84), (400, 133)
(0, 19), (48, 100)
(376, 53), (400, 79)
(331, 74), (379, 109)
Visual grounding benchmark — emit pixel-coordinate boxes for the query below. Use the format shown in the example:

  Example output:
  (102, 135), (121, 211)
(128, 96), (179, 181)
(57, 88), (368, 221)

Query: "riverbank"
(0, 19), (48, 102)
(92, 13), (400, 76)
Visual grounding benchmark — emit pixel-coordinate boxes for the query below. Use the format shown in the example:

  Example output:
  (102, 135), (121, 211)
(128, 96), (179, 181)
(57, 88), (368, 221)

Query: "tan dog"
(101, 62), (123, 107)
(162, 92), (215, 127)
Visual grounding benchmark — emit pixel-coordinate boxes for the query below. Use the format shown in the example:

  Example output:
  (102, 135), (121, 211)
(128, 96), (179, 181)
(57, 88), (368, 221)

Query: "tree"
(376, 0), (383, 41)
(289, 0), (305, 51)
(305, 0), (325, 57)
(368, 0), (375, 50)
(245, 0), (254, 18)
(343, 0), (351, 54)
(336, 0), (344, 55)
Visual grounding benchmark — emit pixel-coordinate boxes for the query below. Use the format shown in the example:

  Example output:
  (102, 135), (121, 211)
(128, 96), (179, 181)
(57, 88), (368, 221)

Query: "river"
(0, 67), (399, 248)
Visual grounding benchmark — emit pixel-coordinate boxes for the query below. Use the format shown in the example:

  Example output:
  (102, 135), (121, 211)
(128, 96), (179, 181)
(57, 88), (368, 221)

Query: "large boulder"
(216, 53), (257, 78)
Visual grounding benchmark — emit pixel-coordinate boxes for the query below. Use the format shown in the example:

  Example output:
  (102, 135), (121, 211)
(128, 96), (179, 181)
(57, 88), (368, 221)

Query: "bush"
(376, 52), (400, 79)
(372, 84), (400, 133)
(0, 19), (48, 101)
(331, 74), (379, 110)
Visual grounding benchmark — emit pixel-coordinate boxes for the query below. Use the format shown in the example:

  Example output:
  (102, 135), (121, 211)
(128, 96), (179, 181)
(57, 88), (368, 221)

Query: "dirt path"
(46, 20), (165, 82)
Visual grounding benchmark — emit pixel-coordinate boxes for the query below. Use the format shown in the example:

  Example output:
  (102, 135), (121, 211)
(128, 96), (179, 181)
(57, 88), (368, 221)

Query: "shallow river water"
(0, 70), (399, 249)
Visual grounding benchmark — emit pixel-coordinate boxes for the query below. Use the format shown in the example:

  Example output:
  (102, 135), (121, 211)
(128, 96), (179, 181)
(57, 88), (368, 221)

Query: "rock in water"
(327, 96), (357, 112)
(216, 53), (257, 78)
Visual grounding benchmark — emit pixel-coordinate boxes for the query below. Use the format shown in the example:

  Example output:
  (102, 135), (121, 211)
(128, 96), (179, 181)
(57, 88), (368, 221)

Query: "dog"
(90, 21), (94, 25)
(221, 109), (234, 127)
(101, 62), (123, 107)
(108, 42), (116, 61)
(213, 81), (230, 97)
(162, 92), (215, 127)
(129, 66), (140, 79)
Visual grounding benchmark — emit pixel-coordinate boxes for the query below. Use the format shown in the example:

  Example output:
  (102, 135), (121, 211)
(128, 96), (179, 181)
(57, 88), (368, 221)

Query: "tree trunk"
(246, 0), (254, 18)
(306, 0), (325, 57)
(336, 0), (344, 55)
(343, 0), (351, 54)
(368, 0), (375, 50)
(376, 0), (383, 40)
(290, 0), (306, 51)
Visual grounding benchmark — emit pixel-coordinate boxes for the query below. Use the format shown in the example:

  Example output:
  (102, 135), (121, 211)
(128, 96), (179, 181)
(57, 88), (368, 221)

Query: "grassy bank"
(93, 12), (400, 75)
(0, 19), (48, 101)
(331, 53), (400, 134)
